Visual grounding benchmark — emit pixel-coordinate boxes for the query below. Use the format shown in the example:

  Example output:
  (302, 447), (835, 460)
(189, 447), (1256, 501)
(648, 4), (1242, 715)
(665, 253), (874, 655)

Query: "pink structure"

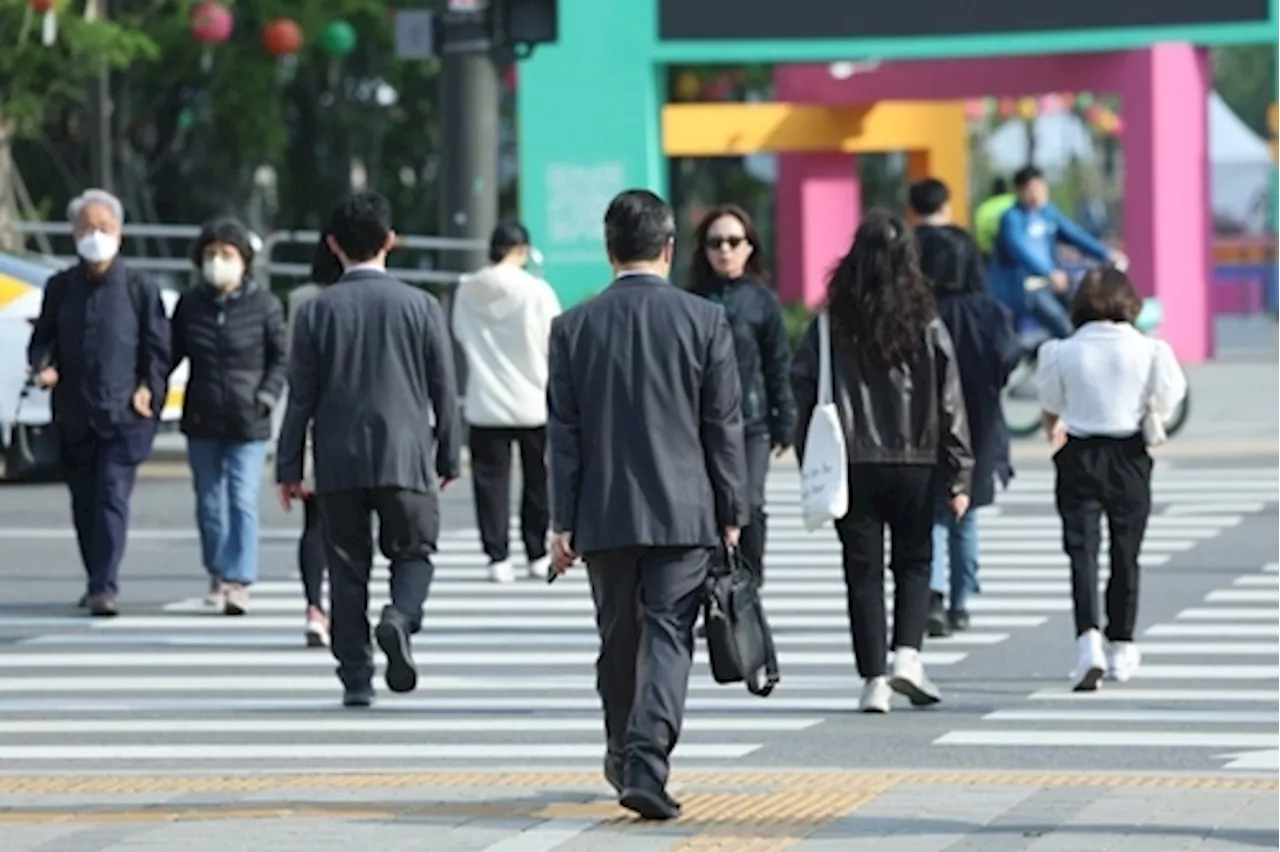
(774, 44), (1213, 363)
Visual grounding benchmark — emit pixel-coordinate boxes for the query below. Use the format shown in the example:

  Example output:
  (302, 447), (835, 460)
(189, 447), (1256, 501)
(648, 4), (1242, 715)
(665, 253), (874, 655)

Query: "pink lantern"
(1111, 116), (1125, 137)
(1038, 94), (1062, 115)
(963, 99), (987, 121)
(191, 1), (233, 71)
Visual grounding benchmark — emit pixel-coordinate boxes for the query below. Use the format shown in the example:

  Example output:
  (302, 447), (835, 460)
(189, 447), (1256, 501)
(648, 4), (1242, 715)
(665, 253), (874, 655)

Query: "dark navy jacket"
(27, 260), (171, 438)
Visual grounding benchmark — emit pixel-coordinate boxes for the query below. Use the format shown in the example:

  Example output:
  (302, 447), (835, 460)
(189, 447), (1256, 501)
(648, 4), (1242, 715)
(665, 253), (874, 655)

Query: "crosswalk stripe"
(1178, 608), (1277, 621)
(984, 709), (1279, 724)
(0, 744), (763, 762)
(1029, 689), (1278, 702)
(1145, 624), (1279, 637)
(1128, 643), (1279, 656)
(1205, 588), (1280, 603)
(935, 731), (1278, 748)
(1130, 665), (1278, 680)
(0, 717), (823, 734)
(0, 696), (863, 713)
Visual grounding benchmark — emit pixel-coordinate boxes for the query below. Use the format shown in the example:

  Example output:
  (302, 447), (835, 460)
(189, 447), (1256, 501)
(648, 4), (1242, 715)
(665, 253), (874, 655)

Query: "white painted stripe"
(1139, 643), (1280, 656)
(0, 649), (966, 668)
(96, 614), (1047, 631)
(163, 596), (1075, 614)
(1206, 589), (1280, 603)
(21, 632), (1010, 649)
(1131, 665), (1279, 680)
(0, 744), (761, 761)
(1162, 502), (1268, 515)
(0, 716), (822, 734)
(935, 731), (1278, 749)
(1178, 608), (1278, 621)
(482, 820), (598, 852)
(244, 580), (1079, 597)
(1266, 563), (1279, 574)
(984, 709), (1279, 724)
(762, 519), (1221, 537)
(1145, 624), (1280, 637)
(1235, 575), (1280, 586)
(1029, 688), (1278, 702)
(0, 696), (863, 714)
(696, 538), (1198, 553)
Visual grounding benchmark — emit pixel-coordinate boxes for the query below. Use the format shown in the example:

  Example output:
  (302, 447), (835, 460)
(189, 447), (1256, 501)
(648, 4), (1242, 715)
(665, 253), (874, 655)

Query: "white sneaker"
(488, 559), (516, 584)
(527, 555), (551, 580)
(887, 647), (941, 706)
(1107, 641), (1141, 683)
(1071, 629), (1107, 692)
(860, 676), (892, 713)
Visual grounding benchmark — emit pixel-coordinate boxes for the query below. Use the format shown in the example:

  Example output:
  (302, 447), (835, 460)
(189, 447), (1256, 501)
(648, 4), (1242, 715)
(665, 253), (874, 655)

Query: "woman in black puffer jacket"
(170, 217), (287, 616)
(687, 204), (796, 587)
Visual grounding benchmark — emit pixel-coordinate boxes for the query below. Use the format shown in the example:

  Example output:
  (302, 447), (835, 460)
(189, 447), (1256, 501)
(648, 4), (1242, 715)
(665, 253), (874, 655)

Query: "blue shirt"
(990, 202), (1112, 315)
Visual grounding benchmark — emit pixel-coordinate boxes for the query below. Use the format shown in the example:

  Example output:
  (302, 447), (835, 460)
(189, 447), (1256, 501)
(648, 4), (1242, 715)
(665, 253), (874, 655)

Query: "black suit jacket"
(546, 273), (749, 555)
(275, 268), (461, 495)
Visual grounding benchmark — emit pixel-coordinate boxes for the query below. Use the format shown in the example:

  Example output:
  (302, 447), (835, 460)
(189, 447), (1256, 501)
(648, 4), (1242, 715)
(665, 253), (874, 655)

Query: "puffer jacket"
(790, 315), (975, 496)
(171, 277), (287, 442)
(691, 276), (796, 446)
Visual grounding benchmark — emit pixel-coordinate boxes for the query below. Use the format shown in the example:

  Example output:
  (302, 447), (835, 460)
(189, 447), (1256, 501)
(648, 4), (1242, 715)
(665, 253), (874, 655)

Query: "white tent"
(984, 111), (1096, 180)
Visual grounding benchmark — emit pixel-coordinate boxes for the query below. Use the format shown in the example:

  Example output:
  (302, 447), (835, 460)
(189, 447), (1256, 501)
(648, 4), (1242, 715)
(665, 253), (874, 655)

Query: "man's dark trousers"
(59, 421), (156, 597)
(316, 487), (439, 690)
(740, 432), (771, 586)
(586, 546), (711, 789)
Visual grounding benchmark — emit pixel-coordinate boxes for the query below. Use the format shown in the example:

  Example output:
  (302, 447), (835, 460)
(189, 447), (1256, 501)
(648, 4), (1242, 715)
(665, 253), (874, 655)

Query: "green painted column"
(516, 0), (665, 307)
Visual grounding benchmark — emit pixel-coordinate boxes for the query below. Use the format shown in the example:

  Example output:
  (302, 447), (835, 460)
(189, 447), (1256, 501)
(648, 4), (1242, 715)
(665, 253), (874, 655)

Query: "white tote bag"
(800, 312), (849, 531)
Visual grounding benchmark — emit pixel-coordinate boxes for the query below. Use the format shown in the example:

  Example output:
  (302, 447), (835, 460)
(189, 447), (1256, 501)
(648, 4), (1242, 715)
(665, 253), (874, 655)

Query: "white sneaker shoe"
(888, 647), (941, 706)
(1107, 641), (1141, 683)
(860, 676), (892, 713)
(488, 559), (516, 584)
(1071, 629), (1107, 692)
(527, 555), (551, 580)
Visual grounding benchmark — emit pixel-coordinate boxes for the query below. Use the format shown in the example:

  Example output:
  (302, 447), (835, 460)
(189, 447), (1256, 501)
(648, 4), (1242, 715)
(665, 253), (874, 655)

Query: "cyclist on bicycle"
(991, 166), (1128, 340)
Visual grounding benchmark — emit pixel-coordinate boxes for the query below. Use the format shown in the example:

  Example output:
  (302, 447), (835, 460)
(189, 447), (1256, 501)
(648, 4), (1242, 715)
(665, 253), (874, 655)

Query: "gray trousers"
(586, 545), (712, 788)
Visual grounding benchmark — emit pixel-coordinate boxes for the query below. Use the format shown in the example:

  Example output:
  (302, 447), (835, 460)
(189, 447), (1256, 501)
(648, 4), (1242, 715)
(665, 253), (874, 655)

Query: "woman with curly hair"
(791, 210), (974, 714)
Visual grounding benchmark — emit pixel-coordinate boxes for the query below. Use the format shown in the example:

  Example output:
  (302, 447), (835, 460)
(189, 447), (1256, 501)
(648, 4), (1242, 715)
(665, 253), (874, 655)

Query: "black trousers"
(740, 432), (772, 586)
(316, 487), (439, 689)
(60, 422), (155, 597)
(299, 497), (327, 611)
(586, 545), (711, 789)
(1053, 435), (1152, 642)
(834, 463), (936, 679)
(469, 426), (550, 563)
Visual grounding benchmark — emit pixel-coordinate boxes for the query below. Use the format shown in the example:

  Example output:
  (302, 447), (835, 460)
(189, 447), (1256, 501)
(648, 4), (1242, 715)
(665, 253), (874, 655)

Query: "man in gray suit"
(547, 189), (748, 820)
(276, 191), (462, 707)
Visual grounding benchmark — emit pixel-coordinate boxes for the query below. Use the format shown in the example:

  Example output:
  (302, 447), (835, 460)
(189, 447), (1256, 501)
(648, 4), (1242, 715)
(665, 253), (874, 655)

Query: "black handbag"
(4, 382), (62, 482)
(702, 545), (780, 697)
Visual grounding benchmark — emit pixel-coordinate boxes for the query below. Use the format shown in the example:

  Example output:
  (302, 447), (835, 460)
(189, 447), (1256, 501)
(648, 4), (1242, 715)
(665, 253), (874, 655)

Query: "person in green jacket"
(974, 178), (1016, 263)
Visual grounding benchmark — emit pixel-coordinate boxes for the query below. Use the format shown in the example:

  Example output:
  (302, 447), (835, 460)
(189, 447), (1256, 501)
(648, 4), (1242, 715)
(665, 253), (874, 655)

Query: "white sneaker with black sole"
(488, 559), (515, 583)
(860, 676), (893, 713)
(1106, 641), (1141, 683)
(888, 647), (941, 706)
(1071, 629), (1107, 691)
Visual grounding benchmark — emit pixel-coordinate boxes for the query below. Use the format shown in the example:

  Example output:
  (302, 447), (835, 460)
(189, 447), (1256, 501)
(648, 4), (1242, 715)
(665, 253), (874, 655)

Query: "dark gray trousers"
(586, 545), (711, 789)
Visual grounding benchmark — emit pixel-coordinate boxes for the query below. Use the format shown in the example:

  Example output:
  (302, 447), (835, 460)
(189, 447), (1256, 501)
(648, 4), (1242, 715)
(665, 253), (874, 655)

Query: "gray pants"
(586, 545), (712, 788)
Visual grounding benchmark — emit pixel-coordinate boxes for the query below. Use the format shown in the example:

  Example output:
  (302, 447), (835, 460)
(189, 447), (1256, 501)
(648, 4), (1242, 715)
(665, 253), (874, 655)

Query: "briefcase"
(703, 546), (780, 697)
(4, 384), (62, 482)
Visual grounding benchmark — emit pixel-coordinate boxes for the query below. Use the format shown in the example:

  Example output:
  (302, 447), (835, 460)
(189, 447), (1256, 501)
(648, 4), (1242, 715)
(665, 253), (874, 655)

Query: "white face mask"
(203, 256), (245, 290)
(76, 230), (120, 264)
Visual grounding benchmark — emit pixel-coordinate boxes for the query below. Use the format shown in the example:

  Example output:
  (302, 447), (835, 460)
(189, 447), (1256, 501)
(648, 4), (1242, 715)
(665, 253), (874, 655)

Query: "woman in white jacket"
(452, 222), (562, 583)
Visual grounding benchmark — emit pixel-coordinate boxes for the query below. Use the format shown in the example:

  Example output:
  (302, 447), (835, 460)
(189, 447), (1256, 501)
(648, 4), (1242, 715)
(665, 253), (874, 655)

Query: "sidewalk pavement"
(0, 768), (1274, 851)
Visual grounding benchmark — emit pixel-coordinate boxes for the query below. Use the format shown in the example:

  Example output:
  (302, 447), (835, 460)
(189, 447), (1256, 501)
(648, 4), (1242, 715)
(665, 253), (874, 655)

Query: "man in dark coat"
(910, 178), (1021, 636)
(275, 191), (462, 707)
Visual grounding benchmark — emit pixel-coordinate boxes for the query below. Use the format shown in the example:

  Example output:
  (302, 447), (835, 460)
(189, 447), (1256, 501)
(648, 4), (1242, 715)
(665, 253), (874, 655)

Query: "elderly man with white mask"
(26, 188), (171, 617)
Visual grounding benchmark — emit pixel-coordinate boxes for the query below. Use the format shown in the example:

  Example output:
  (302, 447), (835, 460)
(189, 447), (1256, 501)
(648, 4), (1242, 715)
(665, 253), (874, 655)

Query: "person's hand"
(949, 493), (970, 519)
(440, 476), (458, 492)
(1049, 270), (1071, 293)
(277, 482), (309, 512)
(33, 367), (58, 389)
(773, 443), (790, 459)
(551, 531), (576, 575)
(131, 385), (154, 418)
(723, 526), (741, 549)
(1109, 250), (1129, 273)
(1049, 420), (1067, 450)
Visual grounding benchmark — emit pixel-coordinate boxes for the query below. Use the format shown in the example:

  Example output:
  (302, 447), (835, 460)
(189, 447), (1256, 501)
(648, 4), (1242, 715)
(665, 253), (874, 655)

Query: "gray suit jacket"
(547, 273), (749, 555)
(275, 268), (461, 494)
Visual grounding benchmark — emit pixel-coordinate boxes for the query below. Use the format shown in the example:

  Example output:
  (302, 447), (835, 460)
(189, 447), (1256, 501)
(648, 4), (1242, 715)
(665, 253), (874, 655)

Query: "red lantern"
(28, 0), (56, 46)
(191, 1), (233, 45)
(262, 18), (304, 58)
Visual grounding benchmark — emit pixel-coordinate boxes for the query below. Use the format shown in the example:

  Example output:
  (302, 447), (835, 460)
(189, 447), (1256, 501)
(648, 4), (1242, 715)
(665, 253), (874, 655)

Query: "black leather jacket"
(692, 276), (797, 445)
(790, 315), (975, 496)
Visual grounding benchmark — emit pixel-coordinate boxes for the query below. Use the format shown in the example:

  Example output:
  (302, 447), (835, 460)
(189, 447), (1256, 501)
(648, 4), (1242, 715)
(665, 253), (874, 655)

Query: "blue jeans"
(187, 438), (270, 585)
(930, 498), (980, 611)
(1026, 285), (1074, 339)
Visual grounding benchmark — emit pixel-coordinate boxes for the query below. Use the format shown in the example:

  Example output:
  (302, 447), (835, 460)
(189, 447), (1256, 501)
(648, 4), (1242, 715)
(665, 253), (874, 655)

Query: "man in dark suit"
(275, 191), (462, 707)
(547, 189), (748, 820)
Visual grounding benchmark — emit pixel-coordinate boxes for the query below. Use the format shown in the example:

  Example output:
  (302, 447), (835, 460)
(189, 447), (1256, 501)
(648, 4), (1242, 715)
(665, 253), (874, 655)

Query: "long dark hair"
(826, 209), (936, 371)
(309, 228), (343, 285)
(688, 204), (768, 295)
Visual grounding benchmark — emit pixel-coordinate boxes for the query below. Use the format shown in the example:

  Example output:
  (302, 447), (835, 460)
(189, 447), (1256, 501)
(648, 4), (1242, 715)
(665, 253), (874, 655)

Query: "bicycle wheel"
(1003, 354), (1043, 438)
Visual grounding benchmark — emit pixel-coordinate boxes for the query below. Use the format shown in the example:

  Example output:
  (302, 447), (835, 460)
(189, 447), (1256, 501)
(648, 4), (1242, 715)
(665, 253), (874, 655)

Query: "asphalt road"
(0, 450), (1275, 780)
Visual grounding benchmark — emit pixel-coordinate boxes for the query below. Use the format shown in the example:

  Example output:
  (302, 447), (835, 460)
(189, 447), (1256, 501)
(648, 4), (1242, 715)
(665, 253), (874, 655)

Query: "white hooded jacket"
(451, 263), (561, 428)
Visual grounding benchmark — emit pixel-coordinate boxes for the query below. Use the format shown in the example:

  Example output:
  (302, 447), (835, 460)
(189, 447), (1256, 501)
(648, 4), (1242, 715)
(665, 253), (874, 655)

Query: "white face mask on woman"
(203, 256), (245, 290)
(76, 231), (120, 264)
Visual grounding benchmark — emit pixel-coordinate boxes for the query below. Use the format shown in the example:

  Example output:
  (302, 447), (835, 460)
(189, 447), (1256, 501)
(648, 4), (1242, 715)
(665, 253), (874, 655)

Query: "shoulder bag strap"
(746, 616), (780, 697)
(817, 311), (832, 406)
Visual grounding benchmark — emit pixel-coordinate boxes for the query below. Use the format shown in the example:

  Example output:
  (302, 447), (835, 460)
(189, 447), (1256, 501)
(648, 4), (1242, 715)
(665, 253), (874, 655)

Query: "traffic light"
(493, 0), (557, 58)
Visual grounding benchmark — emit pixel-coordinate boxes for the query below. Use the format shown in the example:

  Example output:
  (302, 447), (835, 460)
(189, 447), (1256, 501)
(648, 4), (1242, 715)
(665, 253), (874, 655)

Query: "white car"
(0, 252), (187, 475)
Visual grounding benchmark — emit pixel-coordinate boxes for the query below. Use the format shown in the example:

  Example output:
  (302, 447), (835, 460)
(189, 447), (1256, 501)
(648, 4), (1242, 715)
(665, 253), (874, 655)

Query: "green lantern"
(1075, 91), (1095, 110)
(320, 20), (357, 57)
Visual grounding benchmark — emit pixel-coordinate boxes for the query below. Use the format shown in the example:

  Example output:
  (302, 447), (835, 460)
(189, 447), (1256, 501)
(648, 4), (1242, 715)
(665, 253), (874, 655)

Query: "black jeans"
(740, 432), (772, 586)
(469, 426), (550, 563)
(1054, 435), (1152, 642)
(834, 463), (936, 679)
(299, 497), (327, 611)
(316, 487), (439, 689)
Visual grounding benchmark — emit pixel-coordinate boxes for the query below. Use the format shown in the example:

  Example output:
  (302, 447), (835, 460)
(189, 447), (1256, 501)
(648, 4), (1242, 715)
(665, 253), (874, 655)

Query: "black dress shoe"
(88, 595), (118, 618)
(343, 687), (375, 708)
(926, 592), (950, 638)
(603, 755), (625, 794)
(619, 783), (681, 821)
(374, 605), (417, 693)
(948, 610), (971, 632)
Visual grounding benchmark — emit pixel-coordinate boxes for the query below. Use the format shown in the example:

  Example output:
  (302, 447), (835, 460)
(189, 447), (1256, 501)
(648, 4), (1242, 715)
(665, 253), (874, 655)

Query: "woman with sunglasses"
(687, 205), (796, 588)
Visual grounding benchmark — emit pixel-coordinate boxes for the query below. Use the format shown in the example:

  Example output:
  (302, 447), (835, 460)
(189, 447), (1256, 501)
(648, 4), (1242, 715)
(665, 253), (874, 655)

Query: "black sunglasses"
(705, 236), (747, 251)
